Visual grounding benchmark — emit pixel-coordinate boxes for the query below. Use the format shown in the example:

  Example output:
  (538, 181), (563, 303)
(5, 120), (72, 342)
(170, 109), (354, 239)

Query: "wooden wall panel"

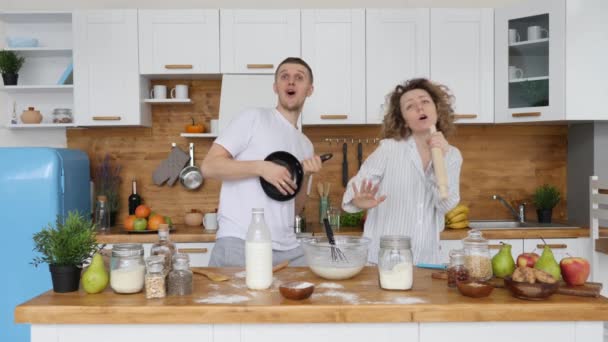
(67, 80), (568, 227)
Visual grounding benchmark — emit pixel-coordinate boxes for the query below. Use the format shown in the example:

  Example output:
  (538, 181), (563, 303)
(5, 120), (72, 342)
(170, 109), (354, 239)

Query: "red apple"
(560, 257), (590, 286)
(516, 252), (540, 268)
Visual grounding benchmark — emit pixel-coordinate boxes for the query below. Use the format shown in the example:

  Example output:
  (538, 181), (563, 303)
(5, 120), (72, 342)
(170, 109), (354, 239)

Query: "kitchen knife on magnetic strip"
(342, 142), (348, 187)
(429, 125), (448, 200)
(357, 141), (363, 170)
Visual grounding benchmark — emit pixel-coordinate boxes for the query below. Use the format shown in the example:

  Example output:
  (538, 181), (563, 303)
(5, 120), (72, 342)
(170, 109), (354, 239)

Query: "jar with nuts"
(462, 230), (493, 281)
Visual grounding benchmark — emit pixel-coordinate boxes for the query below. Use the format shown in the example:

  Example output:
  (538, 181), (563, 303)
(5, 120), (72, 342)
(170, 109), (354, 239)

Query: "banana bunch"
(445, 204), (470, 229)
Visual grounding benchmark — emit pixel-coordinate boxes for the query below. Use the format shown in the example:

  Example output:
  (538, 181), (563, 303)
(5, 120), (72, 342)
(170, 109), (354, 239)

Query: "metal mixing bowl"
(300, 236), (371, 280)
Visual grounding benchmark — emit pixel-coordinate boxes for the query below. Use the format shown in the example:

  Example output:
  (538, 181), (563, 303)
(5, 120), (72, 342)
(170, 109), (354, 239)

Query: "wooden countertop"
(96, 225), (217, 244)
(15, 267), (608, 324)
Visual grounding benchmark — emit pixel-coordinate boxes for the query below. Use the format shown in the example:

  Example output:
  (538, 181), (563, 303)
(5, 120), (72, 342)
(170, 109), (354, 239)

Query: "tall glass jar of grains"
(462, 230), (493, 281)
(377, 235), (414, 290)
(110, 243), (145, 294)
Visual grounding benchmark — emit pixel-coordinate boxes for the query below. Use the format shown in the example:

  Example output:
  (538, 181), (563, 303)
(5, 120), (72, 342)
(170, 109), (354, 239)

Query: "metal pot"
(260, 151), (332, 201)
(179, 142), (203, 190)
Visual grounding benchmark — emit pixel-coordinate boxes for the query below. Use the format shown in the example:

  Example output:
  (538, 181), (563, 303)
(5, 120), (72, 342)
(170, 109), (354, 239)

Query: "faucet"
(492, 195), (526, 223)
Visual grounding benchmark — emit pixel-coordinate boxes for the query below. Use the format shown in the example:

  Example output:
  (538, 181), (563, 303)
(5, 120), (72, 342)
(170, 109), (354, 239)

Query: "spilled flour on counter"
(234, 271), (246, 278)
(313, 290), (360, 304)
(196, 294), (250, 304)
(360, 297), (426, 305)
(208, 283), (220, 290)
(317, 282), (344, 289)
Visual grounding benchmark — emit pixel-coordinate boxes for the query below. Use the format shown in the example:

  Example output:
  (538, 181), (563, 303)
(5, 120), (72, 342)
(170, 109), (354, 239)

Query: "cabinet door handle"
(453, 114), (478, 119)
(489, 244), (503, 249)
(164, 64), (193, 69)
(320, 114), (348, 120)
(246, 64), (274, 69)
(512, 112), (541, 118)
(537, 244), (567, 249)
(92, 116), (121, 121)
(178, 248), (208, 254)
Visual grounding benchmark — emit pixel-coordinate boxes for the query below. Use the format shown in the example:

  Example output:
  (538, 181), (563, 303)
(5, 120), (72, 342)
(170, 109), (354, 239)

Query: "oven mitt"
(166, 145), (190, 186)
(152, 159), (170, 186)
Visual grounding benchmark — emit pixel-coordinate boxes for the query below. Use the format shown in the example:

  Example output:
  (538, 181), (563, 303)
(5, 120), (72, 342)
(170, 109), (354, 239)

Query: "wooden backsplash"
(67, 79), (568, 226)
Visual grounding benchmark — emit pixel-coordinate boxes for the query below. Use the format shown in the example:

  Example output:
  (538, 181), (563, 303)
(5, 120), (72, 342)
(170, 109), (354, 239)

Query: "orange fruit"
(135, 204), (151, 219)
(124, 215), (136, 230)
(147, 214), (166, 230)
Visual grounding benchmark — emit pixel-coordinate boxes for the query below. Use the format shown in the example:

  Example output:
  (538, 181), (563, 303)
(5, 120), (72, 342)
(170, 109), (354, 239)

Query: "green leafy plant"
(341, 211), (365, 227)
(533, 184), (561, 210)
(93, 154), (122, 213)
(0, 50), (25, 74)
(32, 211), (98, 267)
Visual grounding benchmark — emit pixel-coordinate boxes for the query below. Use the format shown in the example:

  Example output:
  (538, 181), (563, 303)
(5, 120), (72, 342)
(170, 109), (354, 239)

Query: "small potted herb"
(93, 154), (122, 226)
(32, 211), (98, 293)
(0, 50), (25, 85)
(533, 184), (561, 223)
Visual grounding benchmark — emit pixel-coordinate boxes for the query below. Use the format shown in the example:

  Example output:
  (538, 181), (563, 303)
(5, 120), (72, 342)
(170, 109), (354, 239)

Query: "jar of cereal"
(462, 230), (492, 281)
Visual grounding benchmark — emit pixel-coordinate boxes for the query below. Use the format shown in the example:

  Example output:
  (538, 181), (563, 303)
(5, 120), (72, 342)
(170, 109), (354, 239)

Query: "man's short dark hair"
(275, 57), (314, 84)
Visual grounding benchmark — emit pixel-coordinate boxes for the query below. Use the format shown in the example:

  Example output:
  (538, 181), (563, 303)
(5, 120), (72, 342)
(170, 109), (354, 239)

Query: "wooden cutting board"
(488, 277), (603, 297)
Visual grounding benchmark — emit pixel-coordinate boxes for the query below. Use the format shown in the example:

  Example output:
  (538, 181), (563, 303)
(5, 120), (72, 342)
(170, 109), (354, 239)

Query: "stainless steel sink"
(468, 220), (578, 230)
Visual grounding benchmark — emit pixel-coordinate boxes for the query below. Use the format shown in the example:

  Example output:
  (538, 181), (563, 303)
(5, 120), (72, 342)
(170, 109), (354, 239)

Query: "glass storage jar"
(447, 249), (469, 287)
(145, 255), (166, 299)
(110, 243), (145, 294)
(377, 235), (413, 290)
(168, 253), (192, 296)
(462, 230), (493, 281)
(52, 108), (73, 123)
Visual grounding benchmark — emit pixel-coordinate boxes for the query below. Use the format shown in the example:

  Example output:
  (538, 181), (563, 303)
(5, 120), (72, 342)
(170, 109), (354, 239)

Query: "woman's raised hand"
(351, 179), (386, 210)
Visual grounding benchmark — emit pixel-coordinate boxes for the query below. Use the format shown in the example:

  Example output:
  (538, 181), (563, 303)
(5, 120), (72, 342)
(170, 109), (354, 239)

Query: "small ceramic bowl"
(456, 279), (494, 298)
(279, 281), (315, 300)
(504, 276), (559, 300)
(184, 212), (203, 226)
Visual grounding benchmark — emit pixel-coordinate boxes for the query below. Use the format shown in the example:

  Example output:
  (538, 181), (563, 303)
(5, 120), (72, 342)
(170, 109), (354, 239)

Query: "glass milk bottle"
(246, 208), (272, 290)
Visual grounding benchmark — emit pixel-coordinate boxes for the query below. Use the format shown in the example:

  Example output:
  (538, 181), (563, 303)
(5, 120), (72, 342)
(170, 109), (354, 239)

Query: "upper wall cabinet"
(73, 10), (150, 126)
(301, 9), (366, 125)
(138, 10), (220, 75)
(220, 10), (300, 74)
(366, 9), (430, 125)
(431, 8), (494, 124)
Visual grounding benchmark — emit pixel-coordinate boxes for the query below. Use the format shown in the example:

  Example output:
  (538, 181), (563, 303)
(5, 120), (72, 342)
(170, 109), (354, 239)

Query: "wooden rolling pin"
(429, 125), (449, 199)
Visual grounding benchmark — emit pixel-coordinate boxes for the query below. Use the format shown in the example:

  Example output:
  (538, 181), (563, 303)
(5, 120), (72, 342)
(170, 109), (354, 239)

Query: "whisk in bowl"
(323, 218), (348, 263)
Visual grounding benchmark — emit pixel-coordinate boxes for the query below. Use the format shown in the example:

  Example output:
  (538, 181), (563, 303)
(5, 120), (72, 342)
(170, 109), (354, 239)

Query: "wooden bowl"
(279, 281), (315, 300)
(504, 276), (559, 300)
(456, 279), (494, 298)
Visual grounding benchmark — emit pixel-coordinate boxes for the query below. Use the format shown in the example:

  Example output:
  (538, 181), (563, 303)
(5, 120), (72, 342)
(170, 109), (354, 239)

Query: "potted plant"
(533, 184), (561, 223)
(32, 211), (98, 293)
(93, 154), (122, 226)
(0, 50), (25, 85)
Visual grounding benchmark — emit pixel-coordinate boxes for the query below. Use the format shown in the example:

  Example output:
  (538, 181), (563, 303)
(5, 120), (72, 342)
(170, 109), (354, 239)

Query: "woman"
(341, 78), (462, 264)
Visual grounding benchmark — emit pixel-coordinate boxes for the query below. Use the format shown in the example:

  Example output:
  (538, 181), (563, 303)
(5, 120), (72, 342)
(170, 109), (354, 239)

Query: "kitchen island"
(15, 267), (608, 342)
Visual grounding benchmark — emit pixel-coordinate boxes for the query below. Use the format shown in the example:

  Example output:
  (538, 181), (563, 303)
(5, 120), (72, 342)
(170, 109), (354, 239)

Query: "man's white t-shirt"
(214, 107), (314, 250)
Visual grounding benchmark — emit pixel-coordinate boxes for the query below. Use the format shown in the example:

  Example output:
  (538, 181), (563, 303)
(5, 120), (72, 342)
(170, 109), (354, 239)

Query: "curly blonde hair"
(380, 78), (456, 140)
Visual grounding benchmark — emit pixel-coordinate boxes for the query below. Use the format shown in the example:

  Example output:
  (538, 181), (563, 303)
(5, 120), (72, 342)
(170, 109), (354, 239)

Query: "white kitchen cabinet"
(488, 238), (524, 259)
(495, 0), (608, 122)
(138, 10), (220, 75)
(73, 10), (151, 127)
(431, 8), (494, 124)
(176, 242), (215, 267)
(365, 9), (430, 125)
(301, 9), (365, 125)
(438, 239), (461, 264)
(220, 9), (300, 74)
(523, 238), (590, 262)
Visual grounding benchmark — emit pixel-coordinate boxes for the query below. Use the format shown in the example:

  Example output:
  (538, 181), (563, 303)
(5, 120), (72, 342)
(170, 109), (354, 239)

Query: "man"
(201, 57), (323, 267)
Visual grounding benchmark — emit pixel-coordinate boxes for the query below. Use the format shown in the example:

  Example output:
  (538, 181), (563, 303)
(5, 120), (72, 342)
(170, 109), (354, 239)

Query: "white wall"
(0, 0), (525, 147)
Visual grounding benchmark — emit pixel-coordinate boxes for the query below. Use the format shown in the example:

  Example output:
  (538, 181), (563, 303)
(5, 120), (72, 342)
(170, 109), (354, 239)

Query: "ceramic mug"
(210, 119), (219, 134)
(527, 25), (548, 41)
(203, 213), (218, 230)
(171, 84), (188, 99)
(508, 29), (520, 44)
(150, 85), (167, 99)
(509, 66), (524, 80)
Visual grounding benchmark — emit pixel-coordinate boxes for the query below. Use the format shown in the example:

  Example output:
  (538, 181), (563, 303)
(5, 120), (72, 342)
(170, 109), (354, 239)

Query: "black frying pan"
(260, 151), (333, 201)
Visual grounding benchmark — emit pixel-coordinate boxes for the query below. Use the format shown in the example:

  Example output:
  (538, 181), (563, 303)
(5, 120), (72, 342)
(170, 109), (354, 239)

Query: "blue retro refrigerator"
(0, 148), (91, 342)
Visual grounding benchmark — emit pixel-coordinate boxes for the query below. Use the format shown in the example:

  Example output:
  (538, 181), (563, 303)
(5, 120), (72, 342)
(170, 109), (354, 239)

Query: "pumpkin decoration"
(185, 117), (205, 133)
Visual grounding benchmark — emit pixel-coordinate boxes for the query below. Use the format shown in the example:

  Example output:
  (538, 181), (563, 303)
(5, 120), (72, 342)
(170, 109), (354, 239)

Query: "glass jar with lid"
(110, 243), (145, 294)
(377, 235), (414, 290)
(168, 253), (192, 296)
(52, 108), (73, 123)
(447, 249), (469, 287)
(150, 224), (176, 273)
(145, 255), (166, 299)
(462, 230), (493, 281)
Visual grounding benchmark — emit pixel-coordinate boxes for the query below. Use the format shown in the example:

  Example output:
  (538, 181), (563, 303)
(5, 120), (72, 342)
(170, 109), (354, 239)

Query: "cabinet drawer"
(176, 242), (215, 267)
(523, 238), (586, 261)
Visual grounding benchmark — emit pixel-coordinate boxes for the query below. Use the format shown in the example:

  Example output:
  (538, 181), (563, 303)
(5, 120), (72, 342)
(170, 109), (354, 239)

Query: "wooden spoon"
(273, 260), (289, 273)
(192, 269), (230, 282)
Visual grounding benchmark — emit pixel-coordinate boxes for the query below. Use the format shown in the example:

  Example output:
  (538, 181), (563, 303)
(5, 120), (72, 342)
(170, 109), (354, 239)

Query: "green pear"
(534, 245), (562, 280)
(491, 243), (516, 278)
(81, 253), (109, 294)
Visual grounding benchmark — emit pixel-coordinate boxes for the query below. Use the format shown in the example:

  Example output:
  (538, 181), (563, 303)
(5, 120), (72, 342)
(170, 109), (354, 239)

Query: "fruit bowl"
(504, 276), (559, 300)
(300, 236), (370, 280)
(456, 279), (494, 298)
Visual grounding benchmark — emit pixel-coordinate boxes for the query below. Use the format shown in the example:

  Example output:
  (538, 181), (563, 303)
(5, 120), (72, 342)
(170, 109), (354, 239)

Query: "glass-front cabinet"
(495, 0), (565, 123)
